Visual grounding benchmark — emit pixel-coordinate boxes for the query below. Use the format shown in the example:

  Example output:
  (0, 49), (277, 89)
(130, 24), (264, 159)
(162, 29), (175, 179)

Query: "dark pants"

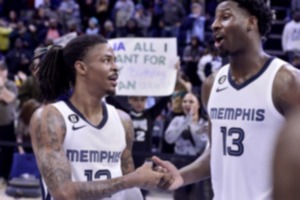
(0, 122), (16, 180)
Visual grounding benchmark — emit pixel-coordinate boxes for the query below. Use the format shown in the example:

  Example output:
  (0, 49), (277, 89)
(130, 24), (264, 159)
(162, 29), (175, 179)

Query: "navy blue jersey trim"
(40, 178), (52, 200)
(46, 193), (51, 200)
(64, 99), (108, 129)
(40, 178), (45, 199)
(228, 57), (274, 90)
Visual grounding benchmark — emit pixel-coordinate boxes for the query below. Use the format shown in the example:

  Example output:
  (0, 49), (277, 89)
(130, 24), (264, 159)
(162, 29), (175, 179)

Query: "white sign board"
(109, 38), (177, 96)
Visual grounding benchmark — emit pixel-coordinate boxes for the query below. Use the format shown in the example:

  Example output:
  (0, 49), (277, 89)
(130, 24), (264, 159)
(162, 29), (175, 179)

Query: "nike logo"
(216, 87), (228, 92)
(72, 125), (86, 131)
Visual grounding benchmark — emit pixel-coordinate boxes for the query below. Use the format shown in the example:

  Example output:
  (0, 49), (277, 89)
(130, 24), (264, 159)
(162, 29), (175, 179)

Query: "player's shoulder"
(274, 62), (300, 88)
(116, 109), (131, 123)
(30, 104), (63, 125)
(273, 62), (300, 115)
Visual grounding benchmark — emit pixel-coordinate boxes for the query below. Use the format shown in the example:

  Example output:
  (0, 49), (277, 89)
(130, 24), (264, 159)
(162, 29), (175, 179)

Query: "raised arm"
(30, 105), (164, 200)
(164, 116), (189, 144)
(117, 109), (135, 175)
(0, 79), (17, 104)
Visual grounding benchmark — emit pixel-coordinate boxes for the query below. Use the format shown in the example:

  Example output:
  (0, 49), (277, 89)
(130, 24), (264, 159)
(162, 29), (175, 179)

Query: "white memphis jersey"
(207, 57), (286, 200)
(41, 100), (126, 200)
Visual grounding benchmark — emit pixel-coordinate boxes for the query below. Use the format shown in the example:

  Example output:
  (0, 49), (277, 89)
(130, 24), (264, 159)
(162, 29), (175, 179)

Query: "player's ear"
(74, 61), (87, 75)
(247, 16), (258, 32)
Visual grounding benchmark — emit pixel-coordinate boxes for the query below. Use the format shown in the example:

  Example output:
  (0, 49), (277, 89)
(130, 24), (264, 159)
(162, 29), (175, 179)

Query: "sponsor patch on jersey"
(218, 75), (227, 84)
(68, 114), (79, 123)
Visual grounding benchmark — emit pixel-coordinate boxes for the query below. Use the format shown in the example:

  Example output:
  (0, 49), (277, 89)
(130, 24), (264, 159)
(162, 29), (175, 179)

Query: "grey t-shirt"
(0, 80), (18, 126)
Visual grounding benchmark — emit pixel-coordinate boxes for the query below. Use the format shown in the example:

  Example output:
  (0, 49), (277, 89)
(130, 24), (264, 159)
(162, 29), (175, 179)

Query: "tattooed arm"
(117, 110), (135, 175)
(30, 105), (164, 200)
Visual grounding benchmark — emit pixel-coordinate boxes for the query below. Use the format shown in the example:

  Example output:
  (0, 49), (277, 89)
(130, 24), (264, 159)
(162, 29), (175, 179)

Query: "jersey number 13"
(221, 127), (245, 156)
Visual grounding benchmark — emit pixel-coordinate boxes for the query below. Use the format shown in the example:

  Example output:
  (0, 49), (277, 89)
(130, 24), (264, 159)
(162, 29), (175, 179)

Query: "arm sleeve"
(189, 120), (208, 148)
(164, 116), (190, 144)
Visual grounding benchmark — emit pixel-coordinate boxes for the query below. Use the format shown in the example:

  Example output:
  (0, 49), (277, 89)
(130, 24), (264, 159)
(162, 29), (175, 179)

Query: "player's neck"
(70, 85), (104, 118)
(229, 47), (269, 82)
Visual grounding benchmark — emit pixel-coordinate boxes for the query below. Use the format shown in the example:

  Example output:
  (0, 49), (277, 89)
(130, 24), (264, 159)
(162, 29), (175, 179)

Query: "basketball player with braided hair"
(30, 35), (168, 200)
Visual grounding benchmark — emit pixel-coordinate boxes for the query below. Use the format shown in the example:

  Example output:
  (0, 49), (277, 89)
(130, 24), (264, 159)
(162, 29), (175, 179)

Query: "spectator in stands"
(43, 18), (62, 41)
(182, 36), (204, 90)
(85, 17), (100, 35)
(6, 38), (32, 79)
(16, 99), (41, 154)
(0, 61), (18, 182)
(18, 46), (47, 107)
(122, 18), (143, 37)
(292, 52), (300, 69)
(128, 95), (170, 161)
(32, 7), (50, 32)
(197, 44), (222, 83)
(38, 0), (58, 19)
(96, 0), (110, 29)
(292, 0), (300, 11)
(181, 2), (206, 45)
(160, 0), (186, 38)
(282, 10), (300, 62)
(114, 0), (135, 37)
(162, 70), (192, 154)
(0, 19), (12, 53)
(66, 20), (82, 35)
(10, 20), (38, 51)
(38, 0), (52, 10)
(134, 4), (152, 37)
(0, 0), (4, 18)
(102, 20), (116, 38)
(58, 0), (80, 31)
(78, 0), (97, 29)
(164, 92), (208, 200)
(167, 71), (192, 121)
(106, 93), (170, 198)
(7, 10), (18, 29)
(106, 93), (170, 168)
(150, 0), (164, 37)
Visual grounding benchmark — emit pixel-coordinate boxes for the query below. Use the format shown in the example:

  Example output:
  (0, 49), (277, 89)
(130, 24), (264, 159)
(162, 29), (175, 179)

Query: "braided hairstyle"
(37, 35), (107, 101)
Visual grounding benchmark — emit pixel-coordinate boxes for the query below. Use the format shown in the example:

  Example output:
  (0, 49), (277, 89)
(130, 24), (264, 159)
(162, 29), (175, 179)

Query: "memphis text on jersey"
(66, 149), (122, 163)
(210, 107), (265, 121)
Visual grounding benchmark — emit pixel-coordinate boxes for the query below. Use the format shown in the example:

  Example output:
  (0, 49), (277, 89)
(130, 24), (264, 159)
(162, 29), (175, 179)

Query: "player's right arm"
(153, 74), (215, 190)
(30, 105), (164, 200)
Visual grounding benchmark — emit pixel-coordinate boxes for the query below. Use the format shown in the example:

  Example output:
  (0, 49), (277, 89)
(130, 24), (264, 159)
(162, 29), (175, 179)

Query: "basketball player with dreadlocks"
(30, 35), (168, 200)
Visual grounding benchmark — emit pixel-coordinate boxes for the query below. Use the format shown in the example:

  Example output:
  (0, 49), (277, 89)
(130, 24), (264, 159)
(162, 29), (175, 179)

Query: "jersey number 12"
(84, 169), (111, 181)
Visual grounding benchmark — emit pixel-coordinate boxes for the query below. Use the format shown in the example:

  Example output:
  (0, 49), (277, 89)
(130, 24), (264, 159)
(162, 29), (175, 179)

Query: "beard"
(106, 88), (116, 96)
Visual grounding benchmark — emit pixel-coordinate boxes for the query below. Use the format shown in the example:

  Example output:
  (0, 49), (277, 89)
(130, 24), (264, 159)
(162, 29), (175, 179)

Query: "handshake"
(129, 156), (184, 191)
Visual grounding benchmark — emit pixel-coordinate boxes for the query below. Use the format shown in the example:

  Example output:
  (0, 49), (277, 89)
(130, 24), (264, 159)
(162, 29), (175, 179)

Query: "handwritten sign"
(109, 38), (177, 96)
